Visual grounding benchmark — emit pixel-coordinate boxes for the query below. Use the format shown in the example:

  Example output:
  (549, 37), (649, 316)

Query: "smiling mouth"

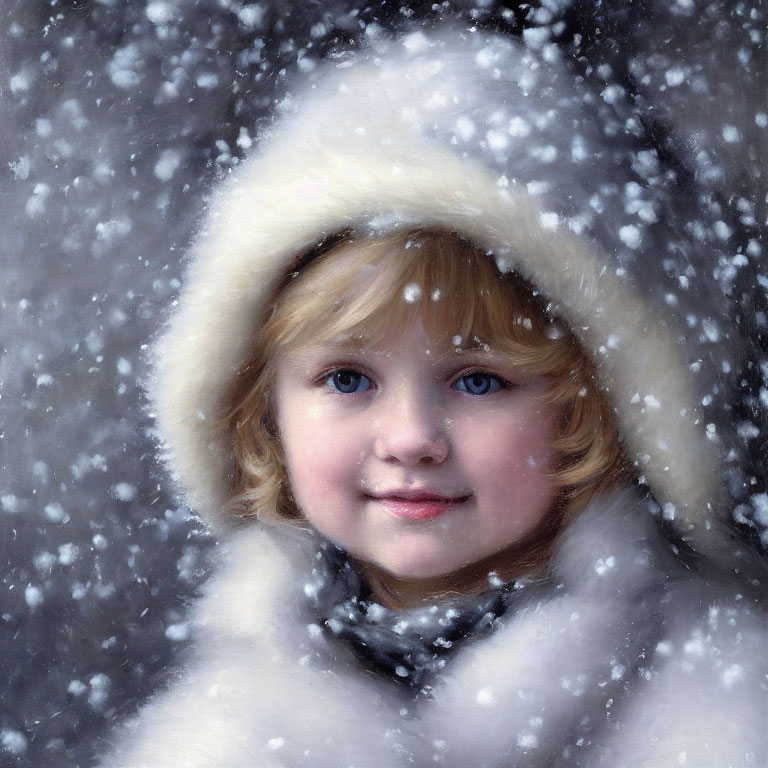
(365, 490), (472, 520)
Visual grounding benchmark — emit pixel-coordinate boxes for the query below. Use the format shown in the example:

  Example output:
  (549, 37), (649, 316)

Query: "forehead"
(277, 320), (526, 376)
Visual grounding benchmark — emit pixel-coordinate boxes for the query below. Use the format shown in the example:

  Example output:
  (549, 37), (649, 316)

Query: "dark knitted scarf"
(305, 540), (530, 690)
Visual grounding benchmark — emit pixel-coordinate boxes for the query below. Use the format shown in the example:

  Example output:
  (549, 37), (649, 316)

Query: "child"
(227, 229), (628, 609)
(101, 24), (768, 768)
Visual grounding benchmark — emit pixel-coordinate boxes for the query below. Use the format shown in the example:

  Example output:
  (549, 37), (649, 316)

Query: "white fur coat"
(99, 490), (768, 768)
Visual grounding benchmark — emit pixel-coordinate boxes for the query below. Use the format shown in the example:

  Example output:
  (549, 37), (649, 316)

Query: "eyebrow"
(294, 340), (509, 366)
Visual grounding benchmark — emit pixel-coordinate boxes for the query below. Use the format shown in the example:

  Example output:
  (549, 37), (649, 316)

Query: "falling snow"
(403, 282), (422, 303)
(618, 224), (642, 250)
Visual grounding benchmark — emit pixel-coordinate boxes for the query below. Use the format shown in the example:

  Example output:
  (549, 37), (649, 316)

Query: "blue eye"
(454, 372), (505, 396)
(326, 370), (372, 394)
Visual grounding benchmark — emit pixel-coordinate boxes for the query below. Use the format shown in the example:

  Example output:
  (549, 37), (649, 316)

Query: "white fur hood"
(149, 23), (739, 555)
(99, 490), (768, 768)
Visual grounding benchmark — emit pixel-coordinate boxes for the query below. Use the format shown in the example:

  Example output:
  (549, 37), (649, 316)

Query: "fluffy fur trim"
(98, 492), (768, 767)
(150, 26), (725, 549)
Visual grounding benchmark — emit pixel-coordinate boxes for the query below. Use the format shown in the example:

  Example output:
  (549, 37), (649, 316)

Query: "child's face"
(274, 319), (557, 595)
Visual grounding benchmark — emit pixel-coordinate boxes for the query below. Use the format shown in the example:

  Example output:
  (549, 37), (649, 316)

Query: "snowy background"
(1, 1), (766, 765)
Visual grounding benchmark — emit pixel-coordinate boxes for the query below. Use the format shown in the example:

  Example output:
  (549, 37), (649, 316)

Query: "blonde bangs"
(267, 230), (566, 360)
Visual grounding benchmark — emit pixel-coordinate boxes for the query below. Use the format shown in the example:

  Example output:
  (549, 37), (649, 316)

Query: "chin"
(385, 564), (453, 581)
(376, 551), (462, 582)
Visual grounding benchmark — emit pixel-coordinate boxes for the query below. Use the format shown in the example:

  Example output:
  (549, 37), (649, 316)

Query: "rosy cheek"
(297, 449), (354, 496)
(524, 453), (550, 471)
(498, 425), (552, 474)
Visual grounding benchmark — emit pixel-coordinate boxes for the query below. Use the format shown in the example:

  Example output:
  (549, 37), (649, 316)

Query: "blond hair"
(226, 229), (629, 567)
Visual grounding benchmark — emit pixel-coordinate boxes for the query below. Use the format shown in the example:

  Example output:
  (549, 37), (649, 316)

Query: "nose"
(373, 389), (450, 466)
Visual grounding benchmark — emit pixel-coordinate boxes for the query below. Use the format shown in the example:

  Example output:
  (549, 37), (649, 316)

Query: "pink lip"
(366, 489), (471, 520)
